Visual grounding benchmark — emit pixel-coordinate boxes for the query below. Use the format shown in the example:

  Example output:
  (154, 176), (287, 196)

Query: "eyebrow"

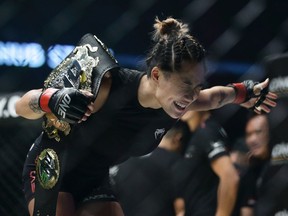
(196, 83), (204, 89)
(183, 80), (204, 89)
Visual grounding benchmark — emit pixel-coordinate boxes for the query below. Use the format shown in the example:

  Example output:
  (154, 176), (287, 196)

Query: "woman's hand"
(39, 87), (94, 124)
(241, 78), (278, 113)
(79, 89), (94, 122)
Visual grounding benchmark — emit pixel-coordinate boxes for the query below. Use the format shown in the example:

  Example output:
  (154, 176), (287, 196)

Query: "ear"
(151, 66), (160, 82)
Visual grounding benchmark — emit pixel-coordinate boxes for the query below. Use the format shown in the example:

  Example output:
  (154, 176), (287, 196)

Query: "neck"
(138, 75), (160, 108)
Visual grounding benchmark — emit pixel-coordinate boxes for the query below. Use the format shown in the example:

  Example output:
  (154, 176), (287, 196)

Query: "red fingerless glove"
(228, 80), (258, 104)
(228, 83), (247, 104)
(39, 88), (58, 113)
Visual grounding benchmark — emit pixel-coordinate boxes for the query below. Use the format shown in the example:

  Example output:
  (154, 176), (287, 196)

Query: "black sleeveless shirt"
(40, 68), (176, 170)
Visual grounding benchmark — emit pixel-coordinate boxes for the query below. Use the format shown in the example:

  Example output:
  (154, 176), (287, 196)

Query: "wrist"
(39, 88), (58, 113)
(228, 83), (247, 104)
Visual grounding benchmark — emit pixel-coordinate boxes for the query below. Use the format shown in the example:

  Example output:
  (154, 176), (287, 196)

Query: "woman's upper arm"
(92, 73), (112, 113)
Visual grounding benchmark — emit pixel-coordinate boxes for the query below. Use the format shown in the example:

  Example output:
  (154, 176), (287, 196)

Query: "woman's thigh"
(75, 201), (124, 216)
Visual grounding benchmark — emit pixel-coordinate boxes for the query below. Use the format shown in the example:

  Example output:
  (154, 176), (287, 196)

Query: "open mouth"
(174, 101), (187, 111)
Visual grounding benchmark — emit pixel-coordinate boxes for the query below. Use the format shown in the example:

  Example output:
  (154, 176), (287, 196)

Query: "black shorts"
(22, 133), (117, 206)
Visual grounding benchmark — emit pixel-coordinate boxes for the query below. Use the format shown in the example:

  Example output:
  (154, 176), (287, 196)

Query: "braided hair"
(146, 17), (206, 78)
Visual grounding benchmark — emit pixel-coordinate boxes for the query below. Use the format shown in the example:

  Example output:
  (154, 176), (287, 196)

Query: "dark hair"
(145, 17), (206, 77)
(246, 112), (270, 131)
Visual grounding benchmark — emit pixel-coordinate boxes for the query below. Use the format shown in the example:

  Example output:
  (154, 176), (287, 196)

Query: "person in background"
(178, 110), (239, 216)
(111, 121), (189, 216)
(235, 113), (271, 216)
(243, 113), (288, 216)
(230, 137), (251, 216)
(253, 52), (288, 216)
(230, 137), (250, 177)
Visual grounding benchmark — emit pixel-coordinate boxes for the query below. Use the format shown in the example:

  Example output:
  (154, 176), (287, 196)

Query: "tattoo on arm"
(217, 90), (226, 107)
(29, 95), (42, 114)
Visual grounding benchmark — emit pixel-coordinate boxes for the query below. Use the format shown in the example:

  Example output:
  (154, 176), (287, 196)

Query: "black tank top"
(40, 68), (176, 170)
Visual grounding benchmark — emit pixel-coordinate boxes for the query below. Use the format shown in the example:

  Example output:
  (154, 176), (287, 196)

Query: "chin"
(163, 105), (184, 119)
(169, 111), (183, 119)
(252, 151), (263, 159)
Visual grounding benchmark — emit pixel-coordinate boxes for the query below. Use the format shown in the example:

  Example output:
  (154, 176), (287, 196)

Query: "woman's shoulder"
(112, 68), (145, 84)
(105, 68), (146, 100)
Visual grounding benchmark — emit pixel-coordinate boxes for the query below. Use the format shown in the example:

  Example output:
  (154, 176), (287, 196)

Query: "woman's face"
(154, 61), (205, 119)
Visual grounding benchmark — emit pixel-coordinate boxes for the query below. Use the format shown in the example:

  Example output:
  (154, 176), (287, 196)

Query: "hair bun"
(153, 17), (189, 41)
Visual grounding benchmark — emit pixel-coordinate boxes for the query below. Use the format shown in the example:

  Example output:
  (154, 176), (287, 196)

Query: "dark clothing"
(235, 143), (288, 216)
(254, 142), (288, 216)
(177, 119), (229, 216)
(112, 147), (183, 216)
(23, 68), (176, 205)
(232, 159), (268, 216)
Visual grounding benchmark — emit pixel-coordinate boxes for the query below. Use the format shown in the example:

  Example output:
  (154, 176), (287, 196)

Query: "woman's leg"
(75, 201), (125, 216)
(28, 192), (76, 216)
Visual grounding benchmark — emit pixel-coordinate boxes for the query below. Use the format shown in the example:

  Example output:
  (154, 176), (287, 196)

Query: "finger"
(80, 111), (91, 122)
(254, 107), (262, 115)
(266, 92), (278, 100)
(87, 103), (94, 112)
(258, 104), (271, 113)
(254, 95), (266, 107)
(254, 78), (269, 95)
(84, 109), (92, 117)
(76, 92), (93, 105)
(80, 90), (94, 97)
(66, 109), (84, 122)
(263, 97), (277, 107)
(65, 114), (81, 124)
(78, 115), (88, 123)
(78, 106), (93, 123)
(81, 115), (88, 121)
(261, 78), (270, 88)
(74, 103), (93, 124)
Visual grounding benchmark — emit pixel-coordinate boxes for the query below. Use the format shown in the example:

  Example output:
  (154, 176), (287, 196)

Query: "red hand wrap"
(39, 88), (58, 113)
(230, 83), (247, 104)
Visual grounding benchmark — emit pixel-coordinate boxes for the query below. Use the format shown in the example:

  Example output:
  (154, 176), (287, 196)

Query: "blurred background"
(0, 0), (287, 215)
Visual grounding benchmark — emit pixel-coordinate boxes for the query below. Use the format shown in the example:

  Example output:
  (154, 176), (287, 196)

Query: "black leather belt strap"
(33, 33), (119, 216)
(34, 139), (67, 216)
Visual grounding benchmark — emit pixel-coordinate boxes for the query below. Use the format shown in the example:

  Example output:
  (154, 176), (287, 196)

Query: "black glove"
(39, 87), (92, 124)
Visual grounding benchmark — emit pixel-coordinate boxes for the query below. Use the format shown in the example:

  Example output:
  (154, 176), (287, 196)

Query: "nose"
(184, 93), (197, 103)
(246, 134), (258, 146)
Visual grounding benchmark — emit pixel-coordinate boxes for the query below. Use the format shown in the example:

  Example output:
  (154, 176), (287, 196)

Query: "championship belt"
(33, 34), (119, 216)
(42, 33), (119, 142)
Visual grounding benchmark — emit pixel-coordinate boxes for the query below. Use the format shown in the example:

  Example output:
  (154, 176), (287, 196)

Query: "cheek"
(158, 82), (176, 96)
(155, 87), (168, 104)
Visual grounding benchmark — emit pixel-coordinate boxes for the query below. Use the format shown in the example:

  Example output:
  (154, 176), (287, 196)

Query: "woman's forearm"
(204, 86), (236, 109)
(189, 86), (236, 111)
(15, 89), (45, 119)
(216, 174), (239, 216)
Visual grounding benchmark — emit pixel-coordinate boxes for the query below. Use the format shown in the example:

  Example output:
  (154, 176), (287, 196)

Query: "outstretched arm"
(189, 78), (277, 112)
(188, 85), (235, 111)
